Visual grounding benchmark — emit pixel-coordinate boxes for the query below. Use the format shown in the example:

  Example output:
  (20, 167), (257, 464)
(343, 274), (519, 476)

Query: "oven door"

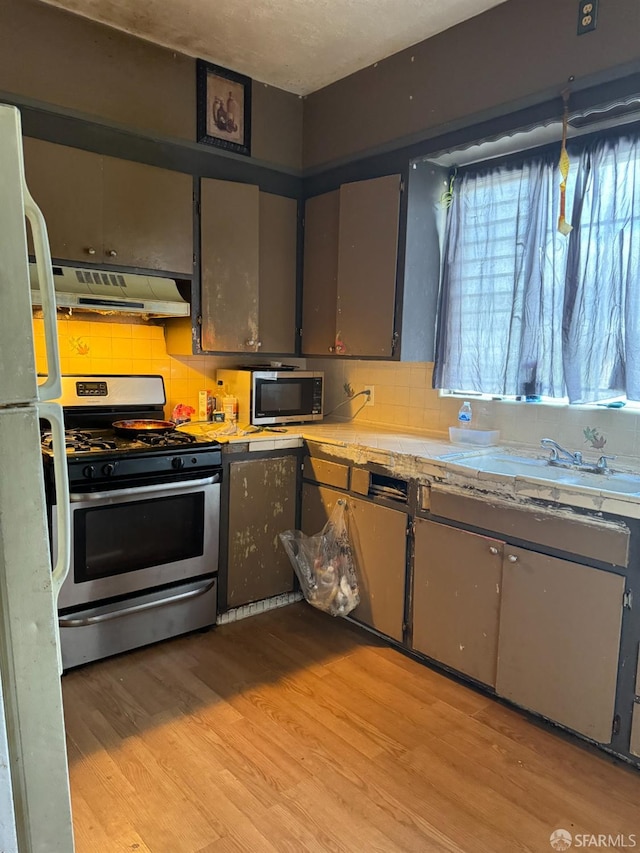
(55, 473), (220, 610)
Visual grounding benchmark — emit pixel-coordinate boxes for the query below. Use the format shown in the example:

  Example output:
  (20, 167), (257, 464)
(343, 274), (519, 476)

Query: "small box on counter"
(198, 389), (214, 422)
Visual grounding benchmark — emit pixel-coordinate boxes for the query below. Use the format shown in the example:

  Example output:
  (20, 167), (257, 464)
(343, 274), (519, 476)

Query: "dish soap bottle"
(457, 401), (473, 428)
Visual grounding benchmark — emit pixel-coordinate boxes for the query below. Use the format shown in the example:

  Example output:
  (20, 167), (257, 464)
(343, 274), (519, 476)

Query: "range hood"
(29, 264), (189, 317)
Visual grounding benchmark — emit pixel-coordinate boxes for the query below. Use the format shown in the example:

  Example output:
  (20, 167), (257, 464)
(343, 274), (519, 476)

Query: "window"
(433, 125), (640, 404)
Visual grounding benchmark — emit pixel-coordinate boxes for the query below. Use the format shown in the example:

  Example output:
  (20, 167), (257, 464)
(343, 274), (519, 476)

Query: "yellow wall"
(33, 316), (218, 419)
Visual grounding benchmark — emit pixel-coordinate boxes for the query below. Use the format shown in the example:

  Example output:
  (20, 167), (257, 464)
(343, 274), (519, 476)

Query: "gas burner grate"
(135, 431), (197, 447)
(41, 429), (117, 453)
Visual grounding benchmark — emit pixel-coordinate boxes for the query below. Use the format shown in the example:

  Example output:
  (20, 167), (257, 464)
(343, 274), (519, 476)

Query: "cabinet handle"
(86, 247), (96, 256)
(328, 346), (335, 353)
(246, 339), (255, 347)
(256, 341), (262, 348)
(106, 249), (117, 258)
(507, 554), (518, 563)
(489, 546), (499, 555)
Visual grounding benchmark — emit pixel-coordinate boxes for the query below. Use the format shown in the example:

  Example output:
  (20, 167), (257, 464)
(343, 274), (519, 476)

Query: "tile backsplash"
(34, 316), (233, 419)
(33, 319), (640, 460)
(309, 358), (640, 460)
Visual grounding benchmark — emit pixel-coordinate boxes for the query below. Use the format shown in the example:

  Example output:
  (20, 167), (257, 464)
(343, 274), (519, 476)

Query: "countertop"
(178, 420), (640, 520)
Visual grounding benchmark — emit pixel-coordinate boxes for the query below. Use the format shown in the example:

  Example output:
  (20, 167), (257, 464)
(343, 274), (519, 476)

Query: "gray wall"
(0, 0), (303, 171)
(303, 0), (640, 169)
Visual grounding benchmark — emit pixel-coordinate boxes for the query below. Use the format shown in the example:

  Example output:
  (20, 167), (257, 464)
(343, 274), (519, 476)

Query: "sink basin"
(451, 453), (640, 497)
(452, 455), (574, 480)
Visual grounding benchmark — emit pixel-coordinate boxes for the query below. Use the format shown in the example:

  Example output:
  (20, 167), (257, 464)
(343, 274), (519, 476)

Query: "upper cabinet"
(200, 178), (260, 353)
(23, 137), (194, 275)
(302, 174), (401, 358)
(258, 191), (298, 354)
(195, 178), (298, 354)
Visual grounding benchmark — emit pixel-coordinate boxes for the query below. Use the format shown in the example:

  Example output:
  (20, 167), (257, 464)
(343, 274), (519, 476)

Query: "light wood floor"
(62, 602), (640, 853)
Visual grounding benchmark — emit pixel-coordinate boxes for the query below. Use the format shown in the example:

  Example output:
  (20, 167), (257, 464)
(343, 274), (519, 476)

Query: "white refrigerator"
(0, 104), (74, 851)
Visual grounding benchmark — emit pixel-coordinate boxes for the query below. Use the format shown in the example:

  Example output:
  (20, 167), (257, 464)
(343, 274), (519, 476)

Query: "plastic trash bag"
(279, 499), (360, 617)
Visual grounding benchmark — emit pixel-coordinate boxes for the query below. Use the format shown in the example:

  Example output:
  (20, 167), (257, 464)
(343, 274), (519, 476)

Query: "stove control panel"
(66, 447), (222, 487)
(76, 381), (108, 397)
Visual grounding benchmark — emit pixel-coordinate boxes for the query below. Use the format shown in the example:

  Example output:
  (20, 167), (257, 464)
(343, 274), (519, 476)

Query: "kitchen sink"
(450, 453), (640, 496)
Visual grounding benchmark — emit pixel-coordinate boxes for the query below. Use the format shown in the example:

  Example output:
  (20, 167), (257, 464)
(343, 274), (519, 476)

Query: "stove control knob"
(102, 463), (115, 477)
(172, 457), (185, 470)
(82, 465), (96, 479)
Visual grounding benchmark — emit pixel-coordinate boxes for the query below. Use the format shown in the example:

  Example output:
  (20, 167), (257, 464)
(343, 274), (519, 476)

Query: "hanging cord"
(558, 88), (573, 235)
(325, 389), (370, 420)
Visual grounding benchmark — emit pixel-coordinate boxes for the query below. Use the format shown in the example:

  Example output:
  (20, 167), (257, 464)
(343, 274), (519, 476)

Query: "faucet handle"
(597, 454), (616, 471)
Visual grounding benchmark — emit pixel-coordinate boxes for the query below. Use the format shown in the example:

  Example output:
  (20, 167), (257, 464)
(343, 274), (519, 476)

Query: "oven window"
(74, 493), (204, 582)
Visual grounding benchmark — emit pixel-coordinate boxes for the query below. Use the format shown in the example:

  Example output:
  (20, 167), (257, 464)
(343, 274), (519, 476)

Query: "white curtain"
(434, 125), (640, 403)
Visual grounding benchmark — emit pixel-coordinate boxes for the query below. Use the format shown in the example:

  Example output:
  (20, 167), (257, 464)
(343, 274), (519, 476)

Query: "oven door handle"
(58, 578), (216, 627)
(38, 402), (71, 599)
(69, 472), (221, 502)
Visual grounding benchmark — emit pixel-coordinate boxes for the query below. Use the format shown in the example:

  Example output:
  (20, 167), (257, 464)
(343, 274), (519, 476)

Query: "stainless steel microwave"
(217, 369), (324, 426)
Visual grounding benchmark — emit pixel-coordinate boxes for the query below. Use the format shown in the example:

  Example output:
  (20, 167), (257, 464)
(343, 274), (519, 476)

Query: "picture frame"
(196, 59), (252, 157)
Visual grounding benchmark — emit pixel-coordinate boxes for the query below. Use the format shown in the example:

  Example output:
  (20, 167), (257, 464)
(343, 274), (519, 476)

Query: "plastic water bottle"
(458, 401), (473, 428)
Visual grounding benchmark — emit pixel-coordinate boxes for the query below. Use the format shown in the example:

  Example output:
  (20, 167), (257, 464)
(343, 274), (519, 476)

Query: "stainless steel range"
(42, 375), (222, 670)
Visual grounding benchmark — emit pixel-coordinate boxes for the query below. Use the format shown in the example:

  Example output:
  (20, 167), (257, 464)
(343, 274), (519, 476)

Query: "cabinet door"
(412, 519), (503, 687)
(200, 178), (259, 352)
(102, 156), (193, 274)
(301, 190), (339, 355)
(496, 546), (624, 743)
(226, 455), (297, 608)
(301, 484), (407, 642)
(258, 192), (297, 354)
(336, 174), (401, 357)
(23, 137), (103, 263)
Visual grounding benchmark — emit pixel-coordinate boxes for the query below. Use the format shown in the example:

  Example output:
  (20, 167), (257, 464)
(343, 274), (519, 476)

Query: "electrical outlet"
(577, 0), (598, 34)
(364, 385), (374, 406)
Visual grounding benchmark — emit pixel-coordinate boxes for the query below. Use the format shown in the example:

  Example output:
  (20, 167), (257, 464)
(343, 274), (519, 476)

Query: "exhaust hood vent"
(29, 264), (189, 318)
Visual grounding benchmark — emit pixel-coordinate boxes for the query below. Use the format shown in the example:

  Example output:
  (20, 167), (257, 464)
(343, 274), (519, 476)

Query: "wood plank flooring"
(62, 602), (640, 853)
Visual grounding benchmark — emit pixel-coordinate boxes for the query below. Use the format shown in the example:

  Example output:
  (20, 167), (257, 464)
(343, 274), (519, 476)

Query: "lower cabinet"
(413, 519), (625, 744)
(412, 519), (503, 687)
(301, 483), (407, 642)
(226, 455), (297, 608)
(496, 546), (624, 744)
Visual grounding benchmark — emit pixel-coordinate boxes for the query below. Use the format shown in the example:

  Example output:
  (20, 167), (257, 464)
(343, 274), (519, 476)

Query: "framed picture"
(196, 59), (251, 156)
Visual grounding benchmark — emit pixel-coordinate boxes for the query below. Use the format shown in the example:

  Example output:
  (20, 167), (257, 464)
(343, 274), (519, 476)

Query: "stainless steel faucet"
(596, 454), (616, 472)
(540, 438), (583, 465)
(541, 439), (617, 474)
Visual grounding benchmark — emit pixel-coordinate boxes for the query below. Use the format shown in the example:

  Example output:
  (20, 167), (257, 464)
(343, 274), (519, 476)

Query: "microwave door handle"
(22, 179), (62, 402)
(38, 402), (71, 600)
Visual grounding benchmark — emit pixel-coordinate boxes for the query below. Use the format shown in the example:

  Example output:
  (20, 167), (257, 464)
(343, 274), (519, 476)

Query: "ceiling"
(40, 0), (509, 96)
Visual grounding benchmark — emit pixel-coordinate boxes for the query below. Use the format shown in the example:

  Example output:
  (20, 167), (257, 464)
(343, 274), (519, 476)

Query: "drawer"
(303, 456), (350, 489)
(430, 486), (630, 567)
(350, 467), (370, 496)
